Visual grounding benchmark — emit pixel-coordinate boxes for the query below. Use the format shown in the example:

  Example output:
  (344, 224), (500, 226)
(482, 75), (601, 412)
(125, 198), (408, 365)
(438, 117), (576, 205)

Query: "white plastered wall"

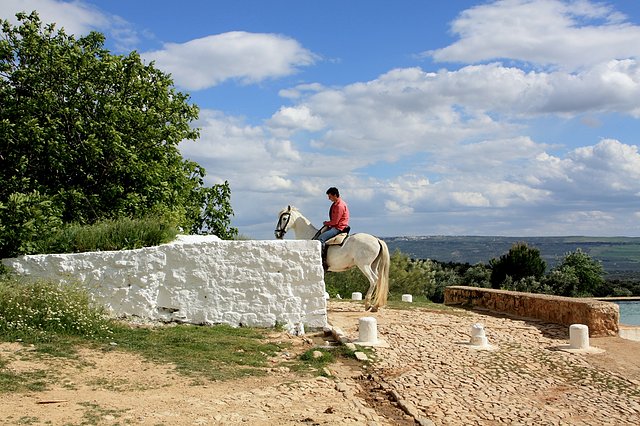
(2, 235), (328, 328)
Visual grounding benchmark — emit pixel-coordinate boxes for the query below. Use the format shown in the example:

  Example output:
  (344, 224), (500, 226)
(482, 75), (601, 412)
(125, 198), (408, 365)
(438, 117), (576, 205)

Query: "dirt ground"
(587, 335), (640, 383)
(1, 305), (639, 426)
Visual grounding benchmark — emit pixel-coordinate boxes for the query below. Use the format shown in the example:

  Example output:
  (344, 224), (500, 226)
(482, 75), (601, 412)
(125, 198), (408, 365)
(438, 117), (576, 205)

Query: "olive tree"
(0, 12), (237, 257)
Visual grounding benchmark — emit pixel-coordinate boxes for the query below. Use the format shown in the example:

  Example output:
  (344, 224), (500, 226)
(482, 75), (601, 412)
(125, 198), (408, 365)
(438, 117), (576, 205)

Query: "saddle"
(326, 226), (351, 246)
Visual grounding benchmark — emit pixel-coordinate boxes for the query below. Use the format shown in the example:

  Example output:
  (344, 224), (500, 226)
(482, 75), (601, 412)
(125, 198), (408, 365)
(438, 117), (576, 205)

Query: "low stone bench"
(444, 286), (619, 337)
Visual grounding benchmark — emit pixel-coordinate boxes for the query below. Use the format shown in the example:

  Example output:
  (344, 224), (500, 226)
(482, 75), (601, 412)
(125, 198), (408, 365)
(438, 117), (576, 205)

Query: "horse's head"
(274, 205), (294, 239)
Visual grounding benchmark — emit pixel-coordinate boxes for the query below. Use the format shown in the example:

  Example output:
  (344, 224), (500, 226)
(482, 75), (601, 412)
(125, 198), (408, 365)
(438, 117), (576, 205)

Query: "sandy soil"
(0, 326), (406, 425)
(1, 304), (638, 426)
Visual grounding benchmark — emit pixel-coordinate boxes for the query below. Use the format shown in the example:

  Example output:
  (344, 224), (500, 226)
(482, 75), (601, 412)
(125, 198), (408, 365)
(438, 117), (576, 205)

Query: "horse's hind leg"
(357, 264), (378, 311)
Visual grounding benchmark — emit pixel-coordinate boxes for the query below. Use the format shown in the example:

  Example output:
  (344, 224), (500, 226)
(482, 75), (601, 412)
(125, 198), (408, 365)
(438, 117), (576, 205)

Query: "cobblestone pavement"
(328, 301), (640, 426)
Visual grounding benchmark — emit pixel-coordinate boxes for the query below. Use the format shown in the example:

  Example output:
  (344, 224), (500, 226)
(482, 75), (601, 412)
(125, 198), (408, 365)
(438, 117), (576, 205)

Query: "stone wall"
(444, 286), (619, 337)
(2, 235), (327, 329)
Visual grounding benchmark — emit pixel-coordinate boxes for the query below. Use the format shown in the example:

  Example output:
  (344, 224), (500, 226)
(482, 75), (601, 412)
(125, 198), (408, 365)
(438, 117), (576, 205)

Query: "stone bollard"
(402, 294), (413, 302)
(359, 317), (378, 344)
(470, 323), (489, 347)
(352, 292), (363, 301)
(569, 324), (590, 349)
(324, 291), (330, 300)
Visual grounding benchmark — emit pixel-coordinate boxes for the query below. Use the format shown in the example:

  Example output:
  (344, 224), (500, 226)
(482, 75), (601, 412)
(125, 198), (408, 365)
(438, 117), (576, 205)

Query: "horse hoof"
(370, 306), (378, 313)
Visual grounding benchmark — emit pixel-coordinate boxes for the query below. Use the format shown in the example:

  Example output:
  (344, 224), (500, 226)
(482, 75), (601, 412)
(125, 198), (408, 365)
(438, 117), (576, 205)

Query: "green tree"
(546, 249), (605, 297)
(0, 12), (237, 257)
(489, 242), (546, 289)
(463, 263), (492, 288)
(388, 251), (436, 298)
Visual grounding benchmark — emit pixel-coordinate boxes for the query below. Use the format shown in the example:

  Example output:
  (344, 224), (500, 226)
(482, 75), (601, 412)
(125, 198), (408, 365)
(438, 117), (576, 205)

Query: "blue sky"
(3, 0), (640, 238)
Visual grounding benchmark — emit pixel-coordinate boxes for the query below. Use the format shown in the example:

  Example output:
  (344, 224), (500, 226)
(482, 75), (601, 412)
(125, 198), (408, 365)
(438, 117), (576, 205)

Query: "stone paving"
(330, 302), (640, 426)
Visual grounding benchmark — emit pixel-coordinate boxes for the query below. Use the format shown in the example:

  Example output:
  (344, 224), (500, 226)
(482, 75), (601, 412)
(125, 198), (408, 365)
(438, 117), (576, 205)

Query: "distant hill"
(382, 236), (640, 278)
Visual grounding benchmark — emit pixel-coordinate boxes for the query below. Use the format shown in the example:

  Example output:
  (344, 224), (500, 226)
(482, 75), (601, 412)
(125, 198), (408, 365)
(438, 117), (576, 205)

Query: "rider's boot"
(322, 245), (328, 272)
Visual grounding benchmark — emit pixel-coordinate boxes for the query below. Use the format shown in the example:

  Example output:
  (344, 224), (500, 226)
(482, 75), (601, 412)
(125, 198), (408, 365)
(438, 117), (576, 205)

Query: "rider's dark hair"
(326, 187), (340, 197)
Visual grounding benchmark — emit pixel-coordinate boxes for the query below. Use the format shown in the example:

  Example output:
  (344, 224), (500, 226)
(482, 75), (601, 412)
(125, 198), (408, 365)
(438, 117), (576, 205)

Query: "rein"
(274, 211), (291, 239)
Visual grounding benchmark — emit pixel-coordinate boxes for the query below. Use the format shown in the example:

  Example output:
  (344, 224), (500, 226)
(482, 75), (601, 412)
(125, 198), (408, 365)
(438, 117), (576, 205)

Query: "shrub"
(431, 265), (464, 302)
(41, 216), (179, 254)
(502, 276), (553, 294)
(389, 251), (436, 298)
(324, 267), (368, 298)
(324, 250), (438, 300)
(463, 263), (492, 288)
(0, 276), (113, 342)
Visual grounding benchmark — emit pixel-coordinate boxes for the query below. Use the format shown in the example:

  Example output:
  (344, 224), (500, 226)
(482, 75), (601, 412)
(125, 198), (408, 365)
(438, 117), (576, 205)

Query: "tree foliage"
(546, 249), (605, 297)
(0, 12), (237, 257)
(489, 242), (546, 289)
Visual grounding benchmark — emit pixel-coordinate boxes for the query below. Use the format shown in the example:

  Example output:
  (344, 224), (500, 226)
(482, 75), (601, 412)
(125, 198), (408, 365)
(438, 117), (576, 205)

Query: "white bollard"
(401, 294), (413, 303)
(324, 291), (330, 300)
(352, 292), (363, 301)
(470, 323), (489, 347)
(569, 324), (590, 349)
(359, 317), (378, 344)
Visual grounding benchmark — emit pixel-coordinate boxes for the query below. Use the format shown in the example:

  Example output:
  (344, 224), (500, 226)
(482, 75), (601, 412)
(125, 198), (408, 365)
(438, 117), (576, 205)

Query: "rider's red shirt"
(324, 198), (349, 231)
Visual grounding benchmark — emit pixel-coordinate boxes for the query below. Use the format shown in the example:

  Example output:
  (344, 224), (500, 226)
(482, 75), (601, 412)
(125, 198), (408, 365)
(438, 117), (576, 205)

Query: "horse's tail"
(372, 239), (390, 308)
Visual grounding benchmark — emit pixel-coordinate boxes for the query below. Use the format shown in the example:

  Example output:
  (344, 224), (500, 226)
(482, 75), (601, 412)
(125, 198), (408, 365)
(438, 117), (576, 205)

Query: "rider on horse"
(316, 187), (350, 269)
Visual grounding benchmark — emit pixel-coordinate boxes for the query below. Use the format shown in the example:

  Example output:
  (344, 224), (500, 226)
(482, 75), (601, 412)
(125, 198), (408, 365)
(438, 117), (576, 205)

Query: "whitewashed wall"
(2, 235), (328, 328)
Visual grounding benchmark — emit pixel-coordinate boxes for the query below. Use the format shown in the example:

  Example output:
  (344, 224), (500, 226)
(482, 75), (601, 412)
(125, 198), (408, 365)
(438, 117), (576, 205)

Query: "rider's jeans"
(317, 227), (340, 248)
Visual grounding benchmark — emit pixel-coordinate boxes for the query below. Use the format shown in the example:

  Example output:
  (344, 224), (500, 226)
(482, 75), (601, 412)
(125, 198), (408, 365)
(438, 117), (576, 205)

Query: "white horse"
(274, 206), (389, 311)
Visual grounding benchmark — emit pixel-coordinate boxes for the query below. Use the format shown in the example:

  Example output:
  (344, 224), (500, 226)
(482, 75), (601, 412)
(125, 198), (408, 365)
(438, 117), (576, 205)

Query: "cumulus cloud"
(0, 0), (139, 51)
(274, 63), (640, 166)
(268, 106), (325, 137)
(427, 0), (640, 71)
(180, 109), (372, 194)
(531, 139), (640, 199)
(142, 32), (317, 90)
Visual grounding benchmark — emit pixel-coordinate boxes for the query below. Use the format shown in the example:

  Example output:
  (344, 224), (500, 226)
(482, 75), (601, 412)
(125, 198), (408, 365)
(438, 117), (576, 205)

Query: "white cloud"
(385, 200), (414, 215)
(450, 192), (490, 207)
(269, 62), (640, 167)
(0, 0), (139, 50)
(268, 106), (325, 137)
(532, 139), (640, 199)
(278, 83), (325, 99)
(427, 0), (640, 71)
(180, 109), (372, 193)
(142, 32), (317, 90)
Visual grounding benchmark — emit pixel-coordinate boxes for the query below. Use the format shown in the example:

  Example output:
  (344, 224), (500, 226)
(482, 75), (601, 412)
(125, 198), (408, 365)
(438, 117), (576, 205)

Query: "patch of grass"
(384, 295), (456, 311)
(290, 343), (374, 377)
(78, 401), (128, 425)
(289, 347), (335, 376)
(87, 377), (131, 392)
(14, 416), (40, 425)
(0, 367), (49, 393)
(106, 323), (290, 381)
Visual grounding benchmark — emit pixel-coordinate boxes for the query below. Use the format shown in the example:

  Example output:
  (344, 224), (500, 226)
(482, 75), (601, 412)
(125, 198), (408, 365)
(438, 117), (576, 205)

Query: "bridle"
(274, 209), (292, 239)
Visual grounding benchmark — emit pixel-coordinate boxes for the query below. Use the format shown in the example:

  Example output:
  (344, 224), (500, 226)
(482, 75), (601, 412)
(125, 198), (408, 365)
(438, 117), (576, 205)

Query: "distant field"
(383, 236), (640, 277)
